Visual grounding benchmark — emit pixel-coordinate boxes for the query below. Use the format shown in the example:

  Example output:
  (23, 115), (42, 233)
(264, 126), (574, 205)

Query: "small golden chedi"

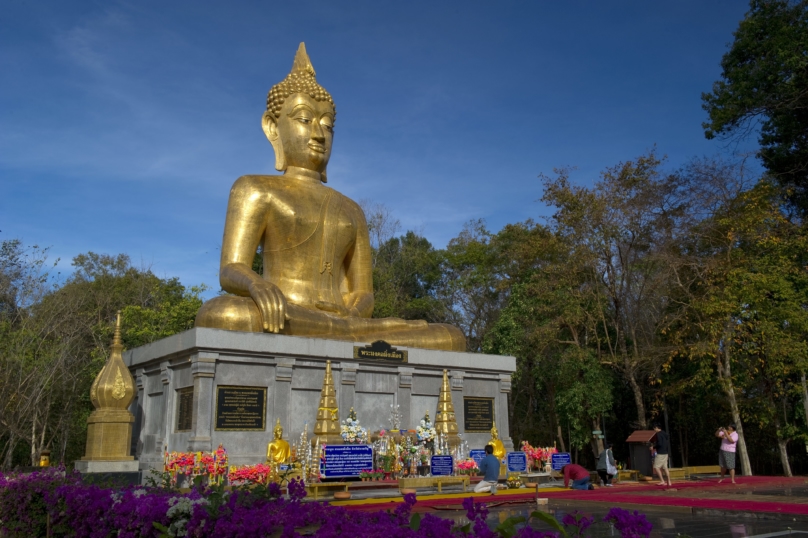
(82, 312), (136, 461)
(195, 43), (465, 351)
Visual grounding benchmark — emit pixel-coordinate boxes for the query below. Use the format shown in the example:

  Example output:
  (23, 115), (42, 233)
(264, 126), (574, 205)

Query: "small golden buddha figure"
(194, 43), (465, 352)
(487, 422), (506, 460)
(267, 418), (291, 466)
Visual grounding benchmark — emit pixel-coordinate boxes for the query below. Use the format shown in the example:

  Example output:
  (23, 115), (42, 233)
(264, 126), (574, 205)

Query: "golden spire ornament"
(434, 369), (459, 446)
(313, 360), (341, 444)
(82, 312), (136, 461)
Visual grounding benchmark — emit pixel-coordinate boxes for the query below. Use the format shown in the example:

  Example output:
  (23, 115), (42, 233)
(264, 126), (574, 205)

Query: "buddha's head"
(274, 418), (284, 440)
(491, 422), (499, 440)
(263, 43), (336, 182)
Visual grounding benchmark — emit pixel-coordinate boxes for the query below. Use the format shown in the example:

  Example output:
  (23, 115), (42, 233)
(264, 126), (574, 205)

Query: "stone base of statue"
(123, 328), (515, 475)
(74, 460), (139, 473)
(74, 459), (141, 487)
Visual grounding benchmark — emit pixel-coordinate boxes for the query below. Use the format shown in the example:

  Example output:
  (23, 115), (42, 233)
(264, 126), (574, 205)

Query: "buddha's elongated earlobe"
(262, 111), (286, 171)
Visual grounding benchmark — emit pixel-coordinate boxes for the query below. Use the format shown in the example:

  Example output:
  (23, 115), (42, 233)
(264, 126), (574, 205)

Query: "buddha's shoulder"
(330, 189), (364, 215)
(229, 174), (285, 193)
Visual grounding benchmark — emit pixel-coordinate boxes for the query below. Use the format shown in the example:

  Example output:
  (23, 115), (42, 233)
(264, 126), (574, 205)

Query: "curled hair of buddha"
(267, 43), (335, 122)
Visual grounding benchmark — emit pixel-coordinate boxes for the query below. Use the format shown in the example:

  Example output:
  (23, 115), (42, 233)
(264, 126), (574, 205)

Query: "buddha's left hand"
(315, 301), (360, 317)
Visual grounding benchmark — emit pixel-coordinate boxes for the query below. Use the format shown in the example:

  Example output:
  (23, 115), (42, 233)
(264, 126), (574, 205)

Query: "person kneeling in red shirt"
(562, 464), (594, 490)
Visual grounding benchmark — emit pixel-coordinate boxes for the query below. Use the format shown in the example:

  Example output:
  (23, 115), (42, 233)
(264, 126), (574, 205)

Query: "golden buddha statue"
(487, 422), (506, 460)
(266, 418), (291, 466)
(194, 43), (465, 352)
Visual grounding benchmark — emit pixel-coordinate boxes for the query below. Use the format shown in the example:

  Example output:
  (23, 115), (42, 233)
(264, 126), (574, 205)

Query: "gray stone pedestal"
(123, 328), (516, 475)
(74, 460), (139, 473)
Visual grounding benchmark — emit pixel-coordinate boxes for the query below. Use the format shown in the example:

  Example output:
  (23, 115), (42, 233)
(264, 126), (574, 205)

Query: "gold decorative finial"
(112, 310), (122, 349)
(81, 313), (136, 462)
(313, 360), (341, 444)
(434, 369), (459, 446)
(292, 42), (316, 77)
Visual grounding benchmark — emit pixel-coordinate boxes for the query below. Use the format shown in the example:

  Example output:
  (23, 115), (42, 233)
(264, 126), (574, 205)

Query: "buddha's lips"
(308, 142), (325, 153)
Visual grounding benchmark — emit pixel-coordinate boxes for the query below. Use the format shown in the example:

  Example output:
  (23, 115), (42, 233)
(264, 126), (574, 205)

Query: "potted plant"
(417, 452), (430, 476)
(380, 454), (395, 479)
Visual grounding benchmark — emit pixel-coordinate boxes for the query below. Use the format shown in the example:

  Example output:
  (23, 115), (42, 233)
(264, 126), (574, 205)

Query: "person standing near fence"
(716, 424), (739, 484)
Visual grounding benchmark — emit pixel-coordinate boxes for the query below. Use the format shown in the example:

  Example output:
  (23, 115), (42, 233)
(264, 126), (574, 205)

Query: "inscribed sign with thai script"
(321, 445), (374, 478)
(214, 386), (266, 431)
(176, 387), (194, 432)
(430, 455), (454, 476)
(551, 452), (571, 471)
(353, 340), (408, 362)
(463, 397), (494, 432)
(506, 451), (527, 473)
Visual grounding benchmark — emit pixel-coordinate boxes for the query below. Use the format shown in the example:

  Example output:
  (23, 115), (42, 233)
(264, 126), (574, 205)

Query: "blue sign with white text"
(431, 455), (454, 476)
(321, 445), (374, 478)
(551, 452), (572, 471)
(469, 450), (486, 465)
(506, 451), (527, 473)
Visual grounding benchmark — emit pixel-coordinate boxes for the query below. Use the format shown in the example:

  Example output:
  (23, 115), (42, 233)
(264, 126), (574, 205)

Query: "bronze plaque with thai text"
(214, 386), (267, 431)
(464, 397), (494, 432)
(176, 387), (194, 432)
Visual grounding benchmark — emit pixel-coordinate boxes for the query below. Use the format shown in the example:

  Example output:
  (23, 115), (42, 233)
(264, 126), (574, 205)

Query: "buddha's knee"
(434, 323), (466, 352)
(195, 295), (263, 332)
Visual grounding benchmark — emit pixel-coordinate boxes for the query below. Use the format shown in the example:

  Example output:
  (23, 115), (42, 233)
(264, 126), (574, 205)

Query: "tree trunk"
(773, 398), (793, 477)
(590, 417), (604, 458)
(30, 409), (38, 467)
(555, 413), (567, 452)
(662, 399), (672, 467)
(719, 334), (752, 475)
(2, 434), (16, 469)
(801, 371), (808, 431)
(677, 395), (688, 466)
(625, 366), (647, 428)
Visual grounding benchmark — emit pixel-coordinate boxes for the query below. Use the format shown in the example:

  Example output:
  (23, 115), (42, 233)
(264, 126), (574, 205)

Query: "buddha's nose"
(311, 121), (325, 142)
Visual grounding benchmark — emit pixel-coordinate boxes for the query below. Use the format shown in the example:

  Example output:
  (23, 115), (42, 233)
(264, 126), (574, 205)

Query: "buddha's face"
(264, 93), (334, 175)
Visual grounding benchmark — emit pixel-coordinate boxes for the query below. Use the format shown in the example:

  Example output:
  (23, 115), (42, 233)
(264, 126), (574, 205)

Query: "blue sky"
(1, 1), (756, 296)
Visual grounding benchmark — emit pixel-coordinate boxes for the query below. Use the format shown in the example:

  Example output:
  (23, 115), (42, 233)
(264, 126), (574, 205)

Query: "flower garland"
(164, 445), (229, 485)
(228, 463), (273, 485)
(520, 441), (557, 469)
(416, 412), (436, 443)
(340, 407), (369, 444)
(456, 458), (479, 475)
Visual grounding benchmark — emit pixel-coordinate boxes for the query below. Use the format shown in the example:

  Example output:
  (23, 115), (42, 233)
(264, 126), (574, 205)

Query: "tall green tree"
(0, 247), (204, 468)
(540, 151), (689, 428)
(702, 0), (808, 212)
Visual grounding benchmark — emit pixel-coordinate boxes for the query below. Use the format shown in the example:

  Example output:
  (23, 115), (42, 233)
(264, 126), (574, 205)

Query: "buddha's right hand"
(247, 280), (288, 333)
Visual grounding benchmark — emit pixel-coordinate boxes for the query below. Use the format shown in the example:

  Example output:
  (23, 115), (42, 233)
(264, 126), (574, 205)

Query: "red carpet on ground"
(340, 476), (808, 515)
(541, 476), (808, 516)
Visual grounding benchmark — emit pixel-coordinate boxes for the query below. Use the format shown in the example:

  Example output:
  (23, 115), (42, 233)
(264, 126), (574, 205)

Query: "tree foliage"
(0, 246), (204, 468)
(703, 0), (808, 211)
